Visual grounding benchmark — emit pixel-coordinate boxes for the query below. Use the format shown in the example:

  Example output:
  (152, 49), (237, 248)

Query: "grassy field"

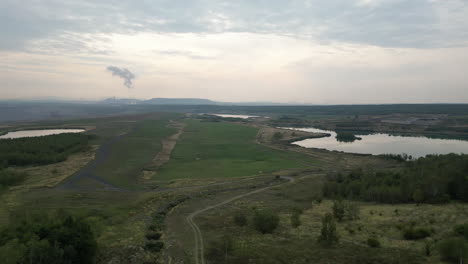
(92, 118), (177, 188)
(182, 173), (468, 264)
(153, 120), (312, 180)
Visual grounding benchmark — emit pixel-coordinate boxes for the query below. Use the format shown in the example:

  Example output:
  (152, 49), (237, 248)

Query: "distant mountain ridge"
(143, 98), (217, 105)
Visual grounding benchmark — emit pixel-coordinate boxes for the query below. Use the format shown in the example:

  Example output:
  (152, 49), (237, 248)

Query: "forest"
(0, 211), (97, 264)
(323, 154), (468, 204)
(0, 133), (94, 168)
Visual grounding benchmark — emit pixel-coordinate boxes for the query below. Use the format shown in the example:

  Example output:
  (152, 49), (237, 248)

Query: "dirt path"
(186, 176), (295, 264)
(58, 132), (130, 191)
(143, 121), (185, 179)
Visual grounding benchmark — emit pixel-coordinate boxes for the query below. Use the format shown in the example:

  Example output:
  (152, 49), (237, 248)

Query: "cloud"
(1, 0), (468, 52)
(155, 50), (215, 60)
(106, 66), (135, 88)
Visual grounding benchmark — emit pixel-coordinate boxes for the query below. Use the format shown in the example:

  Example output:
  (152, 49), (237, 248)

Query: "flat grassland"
(153, 119), (311, 180)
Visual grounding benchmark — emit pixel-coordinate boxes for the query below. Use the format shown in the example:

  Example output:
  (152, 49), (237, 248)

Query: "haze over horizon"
(2, 0), (468, 104)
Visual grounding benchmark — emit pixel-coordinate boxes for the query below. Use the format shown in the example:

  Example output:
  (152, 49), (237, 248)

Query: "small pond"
(0, 129), (85, 139)
(286, 127), (468, 158)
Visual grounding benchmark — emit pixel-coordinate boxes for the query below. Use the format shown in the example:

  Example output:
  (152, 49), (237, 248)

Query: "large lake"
(0, 129), (85, 139)
(286, 127), (468, 158)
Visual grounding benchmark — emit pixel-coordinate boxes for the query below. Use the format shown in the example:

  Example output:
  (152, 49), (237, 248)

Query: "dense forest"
(0, 133), (94, 168)
(0, 212), (97, 264)
(323, 154), (468, 203)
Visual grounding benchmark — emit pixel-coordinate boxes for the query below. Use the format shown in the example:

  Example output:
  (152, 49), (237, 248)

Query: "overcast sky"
(1, 0), (468, 104)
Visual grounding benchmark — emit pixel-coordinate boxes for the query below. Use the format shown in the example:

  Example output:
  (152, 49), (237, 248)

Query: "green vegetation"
(0, 169), (27, 190)
(318, 213), (339, 247)
(324, 154), (468, 204)
(367, 237), (381, 248)
(0, 133), (93, 168)
(403, 227), (432, 240)
(253, 209), (280, 234)
(332, 199), (360, 221)
(290, 208), (302, 228)
(335, 132), (361, 142)
(454, 223), (468, 240)
(0, 211), (96, 264)
(234, 212), (248, 226)
(93, 119), (176, 188)
(438, 238), (468, 263)
(156, 120), (306, 180)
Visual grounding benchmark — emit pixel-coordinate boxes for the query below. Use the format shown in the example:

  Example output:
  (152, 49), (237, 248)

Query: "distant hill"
(143, 98), (217, 105)
(100, 98), (141, 104)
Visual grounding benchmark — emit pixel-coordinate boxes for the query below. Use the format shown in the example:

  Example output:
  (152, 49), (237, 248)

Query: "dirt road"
(186, 176), (295, 264)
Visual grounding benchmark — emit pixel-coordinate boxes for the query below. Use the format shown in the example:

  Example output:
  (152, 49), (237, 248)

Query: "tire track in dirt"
(187, 176), (295, 264)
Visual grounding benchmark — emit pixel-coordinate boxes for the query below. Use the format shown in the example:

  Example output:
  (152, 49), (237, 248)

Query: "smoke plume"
(106, 66), (135, 88)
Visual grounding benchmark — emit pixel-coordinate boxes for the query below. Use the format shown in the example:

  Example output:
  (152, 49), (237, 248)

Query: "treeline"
(0, 133), (95, 168)
(323, 154), (468, 203)
(0, 169), (27, 190)
(0, 211), (97, 264)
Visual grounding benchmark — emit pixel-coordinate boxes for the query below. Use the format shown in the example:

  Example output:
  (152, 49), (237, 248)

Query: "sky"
(1, 0), (468, 104)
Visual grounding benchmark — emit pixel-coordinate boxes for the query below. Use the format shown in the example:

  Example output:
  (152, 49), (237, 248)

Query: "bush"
(438, 238), (468, 263)
(332, 199), (345, 221)
(332, 199), (359, 221)
(145, 241), (164, 252)
(367, 237), (381, 248)
(318, 213), (339, 247)
(291, 212), (301, 228)
(145, 232), (162, 240)
(253, 209), (279, 234)
(403, 228), (431, 240)
(454, 223), (468, 240)
(234, 212), (247, 226)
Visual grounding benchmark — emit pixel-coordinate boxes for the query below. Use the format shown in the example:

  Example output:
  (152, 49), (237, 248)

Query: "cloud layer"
(1, 0), (468, 103)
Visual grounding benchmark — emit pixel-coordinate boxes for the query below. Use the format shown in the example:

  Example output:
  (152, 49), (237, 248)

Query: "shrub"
(332, 199), (345, 221)
(454, 223), (468, 240)
(367, 237), (381, 248)
(253, 209), (279, 234)
(0, 169), (26, 189)
(291, 212), (301, 228)
(403, 228), (431, 240)
(233, 212), (247, 226)
(145, 241), (164, 252)
(318, 213), (339, 247)
(438, 238), (468, 263)
(145, 232), (162, 240)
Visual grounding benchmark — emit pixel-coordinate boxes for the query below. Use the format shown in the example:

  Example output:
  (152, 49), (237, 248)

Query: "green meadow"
(154, 120), (309, 180)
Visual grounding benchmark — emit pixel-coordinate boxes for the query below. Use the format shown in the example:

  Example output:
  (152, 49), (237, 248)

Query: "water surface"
(0, 129), (85, 139)
(286, 127), (468, 158)
(209, 114), (260, 119)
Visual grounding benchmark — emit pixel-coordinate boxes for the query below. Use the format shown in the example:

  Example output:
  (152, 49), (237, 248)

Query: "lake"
(0, 129), (85, 139)
(209, 114), (260, 119)
(286, 127), (468, 158)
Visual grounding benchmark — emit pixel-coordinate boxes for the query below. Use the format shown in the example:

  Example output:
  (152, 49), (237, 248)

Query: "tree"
(291, 212), (301, 228)
(332, 199), (346, 221)
(253, 209), (279, 234)
(318, 213), (339, 247)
